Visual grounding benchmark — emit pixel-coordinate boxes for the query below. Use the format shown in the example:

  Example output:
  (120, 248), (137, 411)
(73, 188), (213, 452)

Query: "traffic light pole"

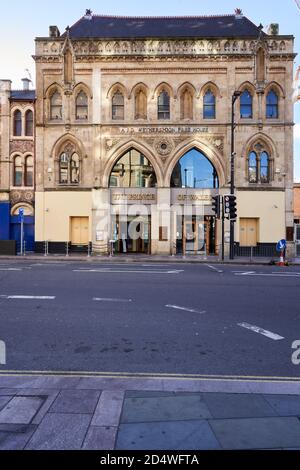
(221, 198), (225, 261)
(230, 91), (241, 260)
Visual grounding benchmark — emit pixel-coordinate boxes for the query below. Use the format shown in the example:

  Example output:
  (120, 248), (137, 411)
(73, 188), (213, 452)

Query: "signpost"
(19, 208), (24, 256)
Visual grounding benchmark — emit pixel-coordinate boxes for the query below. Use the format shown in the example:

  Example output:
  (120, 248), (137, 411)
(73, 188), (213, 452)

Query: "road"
(0, 260), (299, 379)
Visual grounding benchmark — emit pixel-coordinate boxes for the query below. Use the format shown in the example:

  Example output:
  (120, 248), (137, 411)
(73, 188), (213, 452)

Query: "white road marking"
(0, 268), (22, 271)
(166, 304), (206, 314)
(73, 269), (183, 274)
(238, 322), (284, 341)
(93, 298), (132, 303)
(235, 273), (300, 278)
(5, 296), (56, 300)
(234, 271), (256, 275)
(206, 265), (223, 273)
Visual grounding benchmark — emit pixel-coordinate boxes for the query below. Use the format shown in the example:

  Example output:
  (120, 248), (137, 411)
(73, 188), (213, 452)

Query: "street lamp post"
(230, 91), (242, 260)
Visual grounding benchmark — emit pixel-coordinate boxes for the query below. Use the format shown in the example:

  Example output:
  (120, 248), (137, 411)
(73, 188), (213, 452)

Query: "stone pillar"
(92, 188), (110, 254)
(151, 188), (171, 255)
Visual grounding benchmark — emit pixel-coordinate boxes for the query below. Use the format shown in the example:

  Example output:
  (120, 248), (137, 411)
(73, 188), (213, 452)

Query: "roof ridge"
(88, 14), (237, 19)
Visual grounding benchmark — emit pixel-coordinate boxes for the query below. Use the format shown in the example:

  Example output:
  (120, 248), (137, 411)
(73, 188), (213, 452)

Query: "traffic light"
(224, 195), (237, 220)
(212, 195), (221, 219)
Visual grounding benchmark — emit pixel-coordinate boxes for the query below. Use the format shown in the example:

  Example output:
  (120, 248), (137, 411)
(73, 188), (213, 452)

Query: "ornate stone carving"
(154, 138), (174, 157)
(10, 190), (34, 204)
(10, 140), (34, 154)
(105, 138), (121, 151)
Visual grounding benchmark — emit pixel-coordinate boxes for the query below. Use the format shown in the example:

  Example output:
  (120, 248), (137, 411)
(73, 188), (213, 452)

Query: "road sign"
(18, 207), (24, 222)
(276, 239), (287, 252)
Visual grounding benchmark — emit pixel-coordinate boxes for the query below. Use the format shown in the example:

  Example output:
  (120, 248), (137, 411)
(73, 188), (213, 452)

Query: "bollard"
(278, 249), (285, 266)
(44, 240), (49, 257)
(87, 242), (91, 258)
(66, 242), (69, 257)
(23, 241), (26, 257)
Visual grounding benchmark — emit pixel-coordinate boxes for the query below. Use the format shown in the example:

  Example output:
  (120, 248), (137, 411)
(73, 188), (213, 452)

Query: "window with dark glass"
(25, 156), (34, 187)
(171, 148), (219, 189)
(203, 90), (216, 119)
(260, 151), (269, 183)
(25, 110), (33, 136)
(50, 91), (62, 120)
(266, 90), (278, 119)
(59, 153), (69, 184)
(240, 89), (253, 118)
(109, 149), (157, 188)
(13, 110), (22, 136)
(14, 156), (23, 186)
(76, 91), (88, 120)
(248, 151), (258, 183)
(112, 92), (124, 120)
(158, 91), (170, 120)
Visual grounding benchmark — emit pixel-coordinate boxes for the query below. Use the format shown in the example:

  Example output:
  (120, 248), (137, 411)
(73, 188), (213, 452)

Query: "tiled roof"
(10, 90), (36, 101)
(65, 14), (265, 39)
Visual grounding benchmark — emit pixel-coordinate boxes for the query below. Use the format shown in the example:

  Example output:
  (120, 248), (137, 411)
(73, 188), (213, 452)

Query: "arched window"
(260, 151), (269, 183)
(203, 90), (216, 119)
(158, 91), (170, 120)
(25, 156), (34, 187)
(14, 156), (23, 186)
(171, 148), (219, 189)
(50, 91), (62, 120)
(25, 110), (33, 136)
(266, 90), (279, 119)
(58, 146), (81, 185)
(248, 151), (258, 183)
(180, 88), (193, 120)
(240, 89), (253, 119)
(135, 89), (147, 120)
(59, 152), (69, 184)
(71, 153), (80, 183)
(75, 91), (88, 120)
(13, 110), (22, 136)
(109, 149), (157, 188)
(112, 91), (124, 120)
(248, 144), (271, 184)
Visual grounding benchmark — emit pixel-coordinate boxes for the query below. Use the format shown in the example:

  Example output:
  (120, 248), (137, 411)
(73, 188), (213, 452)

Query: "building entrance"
(113, 215), (151, 254)
(176, 215), (217, 255)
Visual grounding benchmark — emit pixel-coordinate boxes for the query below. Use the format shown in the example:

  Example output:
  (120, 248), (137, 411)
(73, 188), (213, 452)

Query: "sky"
(1, 0), (300, 180)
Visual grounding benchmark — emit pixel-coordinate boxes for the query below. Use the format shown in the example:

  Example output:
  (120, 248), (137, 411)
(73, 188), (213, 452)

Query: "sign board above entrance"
(119, 126), (209, 135)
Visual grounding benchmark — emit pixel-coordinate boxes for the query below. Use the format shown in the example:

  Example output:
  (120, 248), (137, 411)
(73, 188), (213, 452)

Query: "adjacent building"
(0, 79), (36, 252)
(32, 10), (295, 256)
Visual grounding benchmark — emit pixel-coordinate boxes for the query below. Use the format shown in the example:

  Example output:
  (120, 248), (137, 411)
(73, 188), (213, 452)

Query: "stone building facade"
(33, 11), (295, 256)
(0, 79), (36, 252)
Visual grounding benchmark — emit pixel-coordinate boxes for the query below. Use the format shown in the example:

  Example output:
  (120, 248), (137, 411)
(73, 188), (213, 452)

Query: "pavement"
(0, 374), (300, 450)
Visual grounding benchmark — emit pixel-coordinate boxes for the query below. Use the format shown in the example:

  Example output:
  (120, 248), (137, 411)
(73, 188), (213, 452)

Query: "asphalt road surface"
(0, 260), (299, 379)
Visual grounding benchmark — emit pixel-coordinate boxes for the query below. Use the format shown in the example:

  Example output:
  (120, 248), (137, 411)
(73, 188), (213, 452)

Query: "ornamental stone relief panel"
(10, 190), (34, 204)
(10, 140), (35, 154)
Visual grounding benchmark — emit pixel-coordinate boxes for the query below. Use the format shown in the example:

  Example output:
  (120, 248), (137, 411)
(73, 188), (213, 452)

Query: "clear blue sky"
(1, 0), (300, 180)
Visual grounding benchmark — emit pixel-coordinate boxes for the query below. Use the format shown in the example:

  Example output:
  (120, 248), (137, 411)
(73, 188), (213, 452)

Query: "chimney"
(49, 26), (60, 38)
(21, 78), (31, 91)
(267, 23), (279, 35)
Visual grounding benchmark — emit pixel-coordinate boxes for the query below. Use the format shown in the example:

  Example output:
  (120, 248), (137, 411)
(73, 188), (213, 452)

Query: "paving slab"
(0, 425), (37, 450)
(210, 417), (300, 450)
(0, 396), (13, 412)
(82, 426), (117, 450)
(15, 389), (60, 424)
(0, 389), (17, 396)
(49, 389), (101, 414)
(121, 395), (212, 423)
(263, 395), (300, 416)
(0, 396), (44, 425)
(92, 390), (124, 427)
(25, 413), (91, 450)
(202, 393), (277, 419)
(116, 420), (221, 450)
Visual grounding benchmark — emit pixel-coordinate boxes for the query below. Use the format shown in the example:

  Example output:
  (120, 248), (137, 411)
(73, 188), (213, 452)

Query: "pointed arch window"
(109, 149), (157, 188)
(135, 89), (147, 120)
(25, 156), (34, 187)
(158, 91), (170, 120)
(58, 146), (81, 185)
(240, 89), (253, 119)
(50, 91), (62, 120)
(76, 91), (88, 120)
(25, 110), (33, 136)
(248, 144), (271, 184)
(13, 110), (22, 136)
(14, 156), (23, 186)
(112, 91), (124, 120)
(181, 88), (193, 120)
(171, 148), (219, 189)
(248, 151), (258, 183)
(203, 89), (216, 119)
(266, 89), (279, 119)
